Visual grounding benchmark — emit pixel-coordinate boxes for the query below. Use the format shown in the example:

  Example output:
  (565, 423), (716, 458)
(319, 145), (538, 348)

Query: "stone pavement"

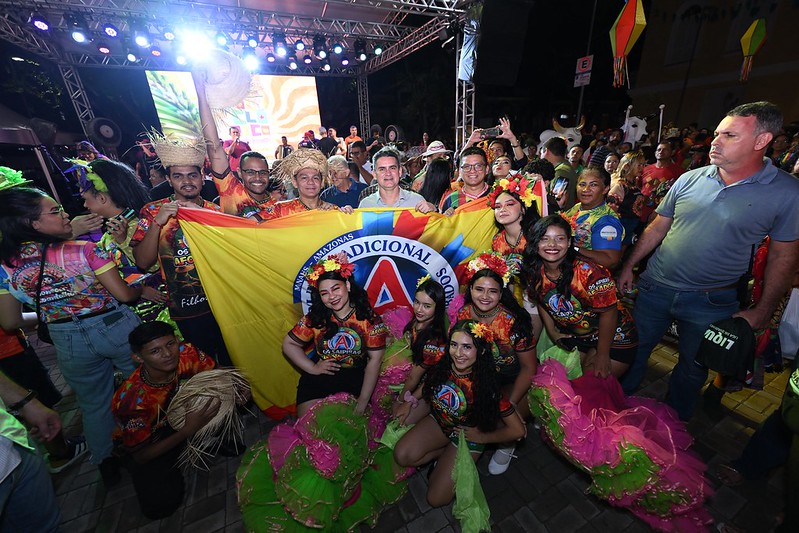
(33, 334), (788, 533)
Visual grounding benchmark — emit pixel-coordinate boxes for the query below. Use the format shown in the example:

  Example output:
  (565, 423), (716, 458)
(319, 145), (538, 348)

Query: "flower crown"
(466, 321), (494, 342)
(416, 274), (431, 288)
(486, 172), (537, 208)
(66, 159), (108, 194)
(0, 166), (32, 192)
(305, 252), (356, 288)
(466, 251), (519, 287)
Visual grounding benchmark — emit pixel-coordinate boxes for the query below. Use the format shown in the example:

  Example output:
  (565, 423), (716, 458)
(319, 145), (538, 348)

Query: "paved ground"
(37, 334), (789, 533)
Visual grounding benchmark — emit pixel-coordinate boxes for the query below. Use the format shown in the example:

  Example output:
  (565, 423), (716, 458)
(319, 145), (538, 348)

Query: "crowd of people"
(1, 90), (798, 532)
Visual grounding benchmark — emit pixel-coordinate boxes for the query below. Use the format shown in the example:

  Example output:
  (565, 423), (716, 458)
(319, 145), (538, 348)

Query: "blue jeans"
(0, 443), (60, 532)
(620, 277), (739, 420)
(48, 305), (140, 464)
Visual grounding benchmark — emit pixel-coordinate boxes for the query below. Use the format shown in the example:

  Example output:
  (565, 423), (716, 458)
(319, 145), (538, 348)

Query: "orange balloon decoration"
(740, 18), (767, 82)
(609, 0), (647, 88)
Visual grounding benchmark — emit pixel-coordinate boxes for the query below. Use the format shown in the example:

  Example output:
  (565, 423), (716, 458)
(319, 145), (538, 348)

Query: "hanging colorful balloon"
(609, 0), (647, 88)
(739, 18), (767, 82)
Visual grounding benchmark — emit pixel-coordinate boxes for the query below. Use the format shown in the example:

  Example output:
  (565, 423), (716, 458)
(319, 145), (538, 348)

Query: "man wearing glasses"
(439, 146), (491, 215)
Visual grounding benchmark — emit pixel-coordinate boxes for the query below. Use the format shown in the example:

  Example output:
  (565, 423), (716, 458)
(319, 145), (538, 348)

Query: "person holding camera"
(524, 215), (637, 379)
(462, 117), (528, 170)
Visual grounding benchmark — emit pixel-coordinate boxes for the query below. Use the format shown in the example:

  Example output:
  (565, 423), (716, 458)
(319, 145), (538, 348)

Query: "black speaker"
(473, 0), (534, 87)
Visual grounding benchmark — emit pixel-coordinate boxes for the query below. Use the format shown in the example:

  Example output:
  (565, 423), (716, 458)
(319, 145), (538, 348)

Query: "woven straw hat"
(274, 148), (328, 186)
(148, 130), (207, 169)
(198, 49), (252, 109)
(166, 368), (250, 469)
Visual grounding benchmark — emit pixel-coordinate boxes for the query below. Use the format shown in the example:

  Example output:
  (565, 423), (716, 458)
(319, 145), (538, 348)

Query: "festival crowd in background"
(1, 84), (799, 533)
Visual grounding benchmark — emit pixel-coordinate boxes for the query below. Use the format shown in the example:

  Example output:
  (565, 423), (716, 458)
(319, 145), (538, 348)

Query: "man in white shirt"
(358, 147), (436, 213)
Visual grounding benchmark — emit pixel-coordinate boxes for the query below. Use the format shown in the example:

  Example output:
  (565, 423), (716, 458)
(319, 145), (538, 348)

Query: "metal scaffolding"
(454, 32), (475, 149)
(58, 64), (95, 138)
(357, 74), (371, 135)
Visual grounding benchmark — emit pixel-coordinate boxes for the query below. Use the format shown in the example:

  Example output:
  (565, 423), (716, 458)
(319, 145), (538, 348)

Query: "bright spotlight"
(126, 49), (138, 62)
(295, 40), (305, 52)
(341, 56), (350, 66)
(243, 50), (259, 71)
(97, 42), (111, 55)
(134, 32), (150, 48)
(247, 34), (259, 48)
(176, 55), (188, 65)
(266, 53), (275, 63)
(216, 33), (228, 47)
(288, 56), (298, 70)
(321, 60), (331, 72)
(178, 30), (212, 59)
(151, 46), (162, 57)
(30, 14), (50, 32)
(162, 27), (176, 41)
(313, 35), (327, 59)
(303, 54), (312, 65)
(102, 23), (119, 38)
(273, 33), (287, 57)
(332, 42), (344, 55)
(374, 43), (384, 56)
(354, 39), (367, 61)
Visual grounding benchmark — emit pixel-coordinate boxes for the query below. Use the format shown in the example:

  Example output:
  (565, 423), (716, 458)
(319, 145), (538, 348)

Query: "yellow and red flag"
(178, 205), (499, 418)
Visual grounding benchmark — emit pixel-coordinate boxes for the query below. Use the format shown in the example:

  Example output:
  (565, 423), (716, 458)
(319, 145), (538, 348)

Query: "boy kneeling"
(112, 321), (219, 519)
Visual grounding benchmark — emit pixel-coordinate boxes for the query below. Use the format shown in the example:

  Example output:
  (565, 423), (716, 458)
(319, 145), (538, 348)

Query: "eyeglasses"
(460, 163), (486, 171)
(240, 169), (270, 177)
(43, 205), (65, 216)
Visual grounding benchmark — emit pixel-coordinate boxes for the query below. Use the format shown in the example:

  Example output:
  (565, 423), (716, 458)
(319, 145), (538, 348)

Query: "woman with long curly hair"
(74, 158), (167, 314)
(393, 276), (448, 425)
(282, 252), (386, 416)
(393, 320), (525, 507)
(0, 185), (144, 486)
(524, 215), (637, 379)
(456, 253), (535, 474)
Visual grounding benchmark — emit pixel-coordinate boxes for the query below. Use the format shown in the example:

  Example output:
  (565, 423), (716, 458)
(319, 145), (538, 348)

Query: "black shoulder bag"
(35, 243), (53, 344)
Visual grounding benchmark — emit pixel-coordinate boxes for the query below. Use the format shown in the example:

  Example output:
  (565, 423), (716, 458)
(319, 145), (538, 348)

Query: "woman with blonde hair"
(607, 150), (645, 249)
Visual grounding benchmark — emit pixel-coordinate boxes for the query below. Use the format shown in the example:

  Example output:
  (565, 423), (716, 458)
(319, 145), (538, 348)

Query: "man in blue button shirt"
(320, 155), (366, 208)
(618, 101), (799, 420)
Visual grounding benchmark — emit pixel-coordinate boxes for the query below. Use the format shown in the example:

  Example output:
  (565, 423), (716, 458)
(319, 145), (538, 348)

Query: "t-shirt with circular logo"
(289, 311), (387, 368)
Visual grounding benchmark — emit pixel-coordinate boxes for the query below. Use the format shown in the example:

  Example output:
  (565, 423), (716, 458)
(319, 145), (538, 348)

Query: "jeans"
(48, 305), (140, 464)
(0, 443), (60, 532)
(620, 276), (739, 420)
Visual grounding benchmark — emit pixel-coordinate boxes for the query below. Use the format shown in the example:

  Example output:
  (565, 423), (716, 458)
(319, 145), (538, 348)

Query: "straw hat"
(422, 140), (451, 157)
(274, 148), (328, 186)
(166, 368), (250, 469)
(198, 49), (252, 110)
(148, 129), (207, 169)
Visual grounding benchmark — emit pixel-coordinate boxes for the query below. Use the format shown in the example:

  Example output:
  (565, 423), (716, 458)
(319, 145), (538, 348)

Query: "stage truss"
(0, 0), (474, 141)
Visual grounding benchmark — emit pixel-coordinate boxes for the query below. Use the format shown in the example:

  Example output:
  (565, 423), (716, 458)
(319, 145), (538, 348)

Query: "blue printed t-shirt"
(561, 202), (624, 251)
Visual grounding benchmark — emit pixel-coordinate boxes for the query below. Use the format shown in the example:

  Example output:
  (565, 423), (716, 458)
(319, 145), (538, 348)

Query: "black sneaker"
(99, 456), (121, 488)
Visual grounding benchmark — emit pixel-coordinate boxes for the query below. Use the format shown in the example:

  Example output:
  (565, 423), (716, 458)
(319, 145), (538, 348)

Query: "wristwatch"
(7, 389), (37, 416)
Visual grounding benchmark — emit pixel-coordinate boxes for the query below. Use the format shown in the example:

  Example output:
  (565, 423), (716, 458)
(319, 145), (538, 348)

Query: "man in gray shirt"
(618, 101), (799, 420)
(358, 147), (437, 213)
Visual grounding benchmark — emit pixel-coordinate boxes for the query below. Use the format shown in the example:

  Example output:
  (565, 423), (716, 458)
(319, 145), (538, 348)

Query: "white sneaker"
(488, 445), (516, 475)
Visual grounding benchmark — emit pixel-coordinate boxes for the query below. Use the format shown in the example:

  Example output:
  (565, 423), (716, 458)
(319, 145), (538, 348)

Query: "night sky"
(0, 0), (643, 151)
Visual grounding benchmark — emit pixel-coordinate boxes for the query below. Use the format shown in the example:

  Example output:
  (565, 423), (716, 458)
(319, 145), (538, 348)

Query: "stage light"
(30, 14), (50, 32)
(162, 27), (176, 41)
(11, 56), (24, 62)
(178, 30), (212, 59)
(288, 56), (298, 70)
(341, 56), (350, 66)
(151, 46), (162, 57)
(243, 50), (259, 71)
(67, 15), (90, 44)
(102, 23), (119, 38)
(176, 55), (188, 66)
(266, 53), (275, 63)
(273, 33), (287, 57)
(126, 49), (138, 62)
(133, 26), (150, 48)
(294, 40), (305, 52)
(215, 32), (228, 47)
(247, 34), (259, 48)
(354, 39), (367, 61)
(97, 42), (111, 55)
(321, 60), (331, 72)
(313, 35), (327, 59)
(373, 43), (384, 56)
(332, 42), (344, 55)
(303, 54), (312, 65)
